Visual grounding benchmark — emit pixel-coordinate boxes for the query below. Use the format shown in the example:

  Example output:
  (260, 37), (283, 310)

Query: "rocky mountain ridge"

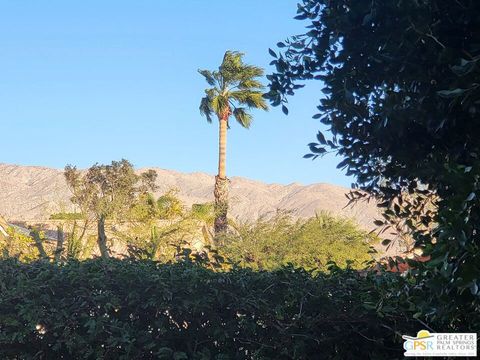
(0, 163), (385, 235)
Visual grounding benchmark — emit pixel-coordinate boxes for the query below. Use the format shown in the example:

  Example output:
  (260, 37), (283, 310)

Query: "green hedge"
(0, 259), (415, 359)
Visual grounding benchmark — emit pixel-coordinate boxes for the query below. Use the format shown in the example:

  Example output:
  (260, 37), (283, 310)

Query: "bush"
(0, 259), (416, 359)
(191, 203), (215, 225)
(0, 228), (40, 262)
(221, 212), (376, 272)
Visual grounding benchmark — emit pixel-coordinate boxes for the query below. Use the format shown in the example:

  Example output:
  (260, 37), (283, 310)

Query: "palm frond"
(230, 90), (268, 110)
(233, 108), (253, 129)
(238, 65), (264, 82)
(211, 94), (230, 118)
(199, 50), (268, 122)
(238, 78), (264, 90)
(222, 51), (244, 71)
(199, 96), (213, 123)
(220, 51), (246, 85)
(198, 69), (216, 86)
(205, 88), (218, 98)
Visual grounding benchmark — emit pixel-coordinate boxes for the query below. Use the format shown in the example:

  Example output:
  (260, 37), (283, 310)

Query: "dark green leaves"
(451, 58), (478, 77)
(294, 13), (308, 20)
(362, 12), (373, 26)
(308, 143), (326, 155)
(344, 89), (354, 104)
(336, 158), (349, 169)
(470, 282), (478, 296)
(0, 258), (418, 359)
(266, 0), (480, 333)
(436, 88), (468, 98)
(316, 131), (326, 145)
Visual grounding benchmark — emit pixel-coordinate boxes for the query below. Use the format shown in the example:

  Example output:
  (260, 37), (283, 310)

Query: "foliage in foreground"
(266, 0), (480, 333)
(0, 258), (419, 360)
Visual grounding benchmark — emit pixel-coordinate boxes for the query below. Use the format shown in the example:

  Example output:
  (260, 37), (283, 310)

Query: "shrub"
(191, 203), (215, 225)
(0, 228), (40, 262)
(221, 212), (376, 272)
(0, 258), (416, 359)
(121, 218), (204, 262)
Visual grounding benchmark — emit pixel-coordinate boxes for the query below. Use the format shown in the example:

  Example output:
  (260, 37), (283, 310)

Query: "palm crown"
(199, 51), (268, 128)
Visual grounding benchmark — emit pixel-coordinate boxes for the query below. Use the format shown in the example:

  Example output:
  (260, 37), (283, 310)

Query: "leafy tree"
(265, 0), (480, 329)
(64, 160), (157, 258)
(128, 193), (160, 224)
(199, 51), (268, 234)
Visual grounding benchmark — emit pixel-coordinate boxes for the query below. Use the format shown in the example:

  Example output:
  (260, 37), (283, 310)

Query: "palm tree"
(199, 51), (268, 234)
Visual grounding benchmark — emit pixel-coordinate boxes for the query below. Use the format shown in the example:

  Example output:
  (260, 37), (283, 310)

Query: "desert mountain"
(0, 163), (385, 234)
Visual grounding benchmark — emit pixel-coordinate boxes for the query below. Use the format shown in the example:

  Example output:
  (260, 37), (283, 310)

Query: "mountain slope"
(0, 163), (383, 233)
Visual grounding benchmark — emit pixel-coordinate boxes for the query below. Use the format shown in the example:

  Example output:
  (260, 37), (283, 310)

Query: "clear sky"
(0, 0), (351, 187)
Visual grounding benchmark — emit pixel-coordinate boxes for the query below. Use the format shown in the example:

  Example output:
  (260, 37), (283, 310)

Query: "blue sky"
(0, 0), (351, 187)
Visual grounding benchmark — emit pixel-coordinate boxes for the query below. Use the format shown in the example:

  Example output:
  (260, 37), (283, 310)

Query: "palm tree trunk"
(214, 117), (229, 234)
(218, 117), (228, 178)
(97, 215), (109, 259)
